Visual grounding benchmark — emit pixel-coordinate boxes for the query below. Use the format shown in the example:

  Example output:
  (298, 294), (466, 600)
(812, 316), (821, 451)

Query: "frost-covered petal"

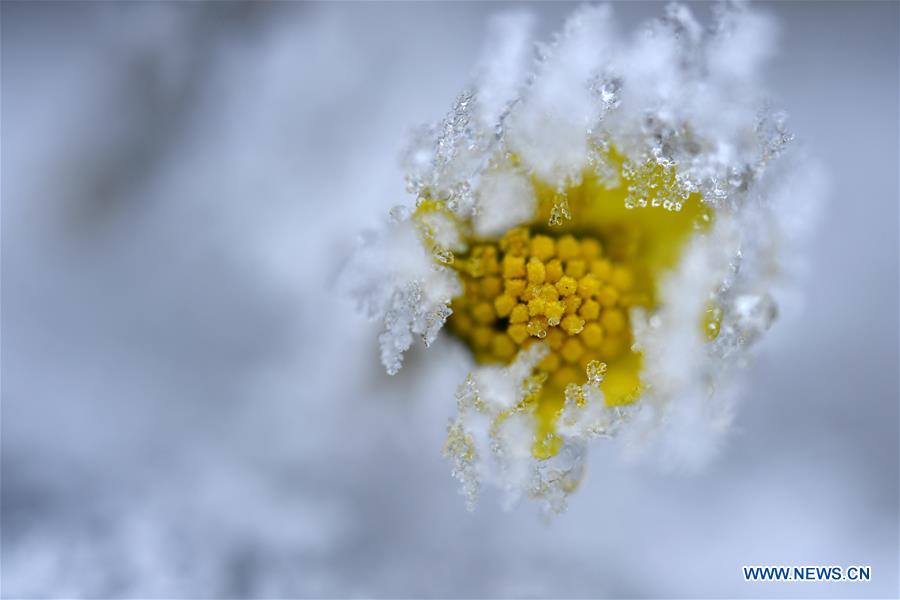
(505, 5), (619, 187)
(341, 216), (461, 375)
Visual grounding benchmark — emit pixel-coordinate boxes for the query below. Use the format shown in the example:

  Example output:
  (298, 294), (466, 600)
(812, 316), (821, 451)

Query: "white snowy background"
(2, 2), (897, 598)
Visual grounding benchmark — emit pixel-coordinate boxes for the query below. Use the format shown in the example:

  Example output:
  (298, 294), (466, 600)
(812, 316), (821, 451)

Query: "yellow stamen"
(555, 276), (578, 297)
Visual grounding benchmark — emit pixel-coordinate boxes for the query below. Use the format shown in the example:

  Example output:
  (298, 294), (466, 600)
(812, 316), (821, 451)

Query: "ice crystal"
(341, 217), (461, 375)
(548, 195), (572, 227)
(444, 417), (480, 511)
(378, 281), (455, 374)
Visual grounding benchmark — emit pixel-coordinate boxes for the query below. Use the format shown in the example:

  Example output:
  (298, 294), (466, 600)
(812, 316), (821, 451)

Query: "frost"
(557, 367), (633, 443)
(731, 292), (778, 343)
(473, 168), (536, 237)
(622, 153), (692, 212)
(378, 281), (454, 375)
(402, 91), (492, 215)
(341, 217), (461, 375)
(756, 106), (794, 167)
(443, 345), (551, 510)
(350, 2), (821, 509)
(547, 194), (572, 227)
(505, 4), (619, 187)
(444, 415), (480, 512)
(474, 12), (536, 132)
(444, 347), (635, 514)
(529, 441), (586, 515)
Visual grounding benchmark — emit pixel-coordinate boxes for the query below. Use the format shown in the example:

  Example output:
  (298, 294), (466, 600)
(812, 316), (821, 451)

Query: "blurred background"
(2, 2), (897, 598)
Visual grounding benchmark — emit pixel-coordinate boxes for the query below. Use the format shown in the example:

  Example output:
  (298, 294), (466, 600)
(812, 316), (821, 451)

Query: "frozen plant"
(343, 2), (822, 514)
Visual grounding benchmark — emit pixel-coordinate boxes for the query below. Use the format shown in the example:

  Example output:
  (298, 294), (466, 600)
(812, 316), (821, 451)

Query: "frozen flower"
(344, 3), (821, 513)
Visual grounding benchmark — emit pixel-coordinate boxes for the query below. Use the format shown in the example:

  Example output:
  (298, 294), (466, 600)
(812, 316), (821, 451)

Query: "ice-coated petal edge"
(340, 216), (461, 375)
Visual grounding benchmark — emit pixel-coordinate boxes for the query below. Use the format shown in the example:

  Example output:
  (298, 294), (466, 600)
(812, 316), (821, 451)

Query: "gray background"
(2, 2), (898, 598)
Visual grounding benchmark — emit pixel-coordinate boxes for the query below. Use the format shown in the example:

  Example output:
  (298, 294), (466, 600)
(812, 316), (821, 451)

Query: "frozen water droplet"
(389, 205), (411, 223)
(564, 383), (585, 408)
(569, 319), (585, 335)
(586, 360), (608, 385)
(734, 293), (777, 337)
(549, 208), (562, 226)
(522, 372), (548, 399)
(433, 247), (455, 265)
(549, 191), (572, 227)
(527, 320), (548, 338)
(693, 205), (714, 229)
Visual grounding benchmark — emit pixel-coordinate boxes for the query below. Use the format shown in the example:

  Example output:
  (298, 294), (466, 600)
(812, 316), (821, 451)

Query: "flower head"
(345, 3), (820, 513)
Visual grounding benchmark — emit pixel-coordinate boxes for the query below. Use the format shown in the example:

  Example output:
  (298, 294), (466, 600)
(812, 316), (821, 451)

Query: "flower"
(344, 3), (821, 513)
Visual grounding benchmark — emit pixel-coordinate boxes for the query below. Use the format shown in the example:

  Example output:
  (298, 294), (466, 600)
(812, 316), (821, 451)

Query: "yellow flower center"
(449, 227), (639, 386)
(417, 150), (713, 460)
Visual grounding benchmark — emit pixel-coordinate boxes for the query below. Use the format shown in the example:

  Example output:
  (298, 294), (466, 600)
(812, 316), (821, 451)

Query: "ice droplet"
(443, 419), (480, 511)
(433, 247), (455, 265)
(756, 106), (794, 165)
(526, 371), (548, 392)
(564, 383), (586, 408)
(703, 303), (723, 342)
(586, 360), (608, 385)
(693, 204), (714, 230)
(389, 205), (411, 223)
(734, 293), (777, 337)
(548, 193), (572, 227)
(527, 320), (548, 338)
(423, 303), (453, 347)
